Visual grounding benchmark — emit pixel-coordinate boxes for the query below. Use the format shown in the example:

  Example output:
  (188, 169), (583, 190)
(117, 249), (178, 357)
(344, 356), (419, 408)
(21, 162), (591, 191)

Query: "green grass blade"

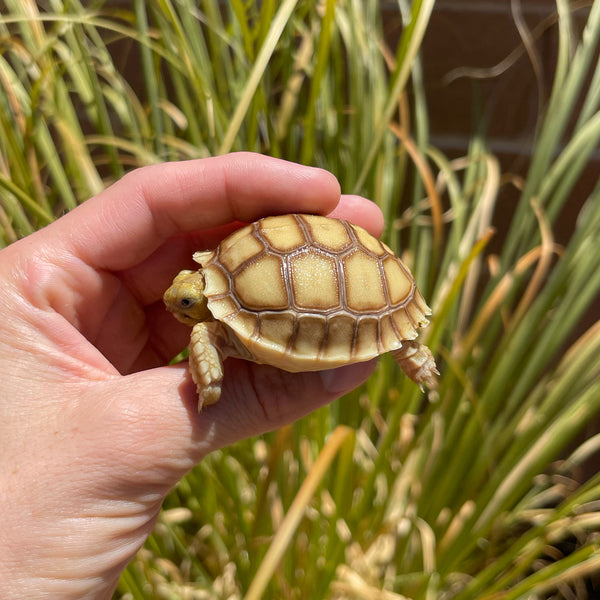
(218, 0), (299, 154)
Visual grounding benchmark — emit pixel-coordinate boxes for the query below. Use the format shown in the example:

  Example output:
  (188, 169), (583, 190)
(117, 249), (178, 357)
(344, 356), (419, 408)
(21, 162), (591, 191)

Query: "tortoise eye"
(180, 298), (194, 308)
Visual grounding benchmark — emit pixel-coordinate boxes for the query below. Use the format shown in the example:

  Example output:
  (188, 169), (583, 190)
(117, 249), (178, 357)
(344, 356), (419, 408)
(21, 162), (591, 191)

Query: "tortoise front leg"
(189, 321), (225, 409)
(189, 321), (256, 410)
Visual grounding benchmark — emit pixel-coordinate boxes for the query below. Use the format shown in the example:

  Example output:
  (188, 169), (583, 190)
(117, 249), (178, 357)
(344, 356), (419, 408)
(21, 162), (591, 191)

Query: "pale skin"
(0, 153), (383, 599)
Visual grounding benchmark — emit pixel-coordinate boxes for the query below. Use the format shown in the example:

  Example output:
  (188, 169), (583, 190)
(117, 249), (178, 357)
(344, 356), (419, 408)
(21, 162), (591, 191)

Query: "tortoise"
(163, 214), (437, 409)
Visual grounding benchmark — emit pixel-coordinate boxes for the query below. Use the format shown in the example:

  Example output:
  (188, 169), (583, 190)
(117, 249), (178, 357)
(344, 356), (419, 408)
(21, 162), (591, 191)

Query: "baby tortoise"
(164, 214), (437, 409)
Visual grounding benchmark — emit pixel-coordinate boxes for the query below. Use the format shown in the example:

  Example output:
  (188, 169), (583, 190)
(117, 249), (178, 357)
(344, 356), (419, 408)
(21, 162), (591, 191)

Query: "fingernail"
(320, 360), (377, 395)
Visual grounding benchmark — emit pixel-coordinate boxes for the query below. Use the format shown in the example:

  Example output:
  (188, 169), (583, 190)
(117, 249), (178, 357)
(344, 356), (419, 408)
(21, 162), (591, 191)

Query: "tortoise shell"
(193, 214), (431, 372)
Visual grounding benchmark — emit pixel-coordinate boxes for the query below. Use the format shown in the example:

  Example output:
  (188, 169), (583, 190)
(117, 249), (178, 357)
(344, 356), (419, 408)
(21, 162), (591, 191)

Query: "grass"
(1, 0), (599, 598)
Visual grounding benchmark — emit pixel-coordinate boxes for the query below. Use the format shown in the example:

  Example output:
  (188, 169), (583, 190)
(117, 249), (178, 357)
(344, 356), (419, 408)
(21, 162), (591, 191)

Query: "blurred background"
(1, 1), (599, 598)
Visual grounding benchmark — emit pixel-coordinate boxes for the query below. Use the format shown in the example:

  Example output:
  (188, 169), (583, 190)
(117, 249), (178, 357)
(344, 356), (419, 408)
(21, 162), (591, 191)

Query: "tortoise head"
(163, 270), (211, 325)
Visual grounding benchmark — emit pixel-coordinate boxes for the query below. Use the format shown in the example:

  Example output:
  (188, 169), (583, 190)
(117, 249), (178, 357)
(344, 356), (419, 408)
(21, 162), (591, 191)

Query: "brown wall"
(384, 0), (598, 245)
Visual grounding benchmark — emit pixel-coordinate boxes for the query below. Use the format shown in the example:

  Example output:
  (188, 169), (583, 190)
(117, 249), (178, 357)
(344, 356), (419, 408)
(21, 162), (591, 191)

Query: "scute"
(260, 215), (306, 252)
(355, 318), (380, 358)
(343, 248), (386, 311)
(351, 224), (387, 256)
(414, 287), (432, 316)
(258, 312), (295, 351)
(218, 226), (264, 272)
(379, 314), (403, 350)
(391, 307), (418, 340)
(293, 315), (326, 357)
(290, 250), (340, 310)
(302, 214), (352, 251)
(208, 296), (238, 321)
(202, 263), (230, 296)
(233, 254), (288, 310)
(226, 309), (258, 339)
(321, 314), (356, 362)
(382, 257), (413, 305)
(406, 298), (429, 328)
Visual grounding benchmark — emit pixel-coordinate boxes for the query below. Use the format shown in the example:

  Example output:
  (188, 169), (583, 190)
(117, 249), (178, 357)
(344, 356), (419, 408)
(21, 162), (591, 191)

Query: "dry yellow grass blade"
(510, 198), (555, 326)
(332, 565), (412, 600)
(389, 121), (444, 251)
(455, 154), (501, 338)
(245, 425), (355, 600)
(455, 243), (563, 356)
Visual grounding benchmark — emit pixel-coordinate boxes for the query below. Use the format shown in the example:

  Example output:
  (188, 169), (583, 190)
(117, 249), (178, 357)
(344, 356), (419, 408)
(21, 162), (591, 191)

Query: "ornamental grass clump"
(1, 1), (599, 598)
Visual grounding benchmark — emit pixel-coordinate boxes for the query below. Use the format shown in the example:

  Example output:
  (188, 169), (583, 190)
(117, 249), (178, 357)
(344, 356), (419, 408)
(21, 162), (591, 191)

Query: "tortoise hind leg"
(391, 340), (439, 389)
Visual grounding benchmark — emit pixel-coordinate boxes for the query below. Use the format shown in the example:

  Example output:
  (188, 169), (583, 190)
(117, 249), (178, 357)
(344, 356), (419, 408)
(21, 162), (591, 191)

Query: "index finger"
(50, 153), (342, 271)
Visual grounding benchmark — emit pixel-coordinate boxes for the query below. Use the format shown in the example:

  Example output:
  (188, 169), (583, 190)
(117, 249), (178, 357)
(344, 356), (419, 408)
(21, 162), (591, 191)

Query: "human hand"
(0, 153), (383, 598)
